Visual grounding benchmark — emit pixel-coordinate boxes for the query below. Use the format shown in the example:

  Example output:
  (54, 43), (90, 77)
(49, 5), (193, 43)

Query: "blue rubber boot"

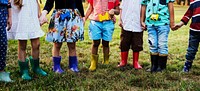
(69, 56), (79, 72)
(0, 71), (13, 82)
(52, 56), (64, 74)
(183, 60), (193, 72)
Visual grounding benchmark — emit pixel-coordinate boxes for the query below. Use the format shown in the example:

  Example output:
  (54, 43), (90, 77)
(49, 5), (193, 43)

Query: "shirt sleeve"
(114, 0), (120, 7)
(43, 0), (55, 14)
(167, 0), (175, 3)
(141, 0), (147, 5)
(181, 5), (193, 25)
(76, 0), (85, 17)
(88, 0), (93, 6)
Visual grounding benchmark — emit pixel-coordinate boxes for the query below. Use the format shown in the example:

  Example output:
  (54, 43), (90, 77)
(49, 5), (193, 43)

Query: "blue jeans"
(147, 25), (170, 55)
(186, 30), (200, 61)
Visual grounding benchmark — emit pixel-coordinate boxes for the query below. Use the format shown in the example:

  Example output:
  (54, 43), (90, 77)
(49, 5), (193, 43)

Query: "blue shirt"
(141, 0), (174, 26)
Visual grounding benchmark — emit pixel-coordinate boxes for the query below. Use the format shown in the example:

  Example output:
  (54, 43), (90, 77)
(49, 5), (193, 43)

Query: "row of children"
(0, 0), (200, 83)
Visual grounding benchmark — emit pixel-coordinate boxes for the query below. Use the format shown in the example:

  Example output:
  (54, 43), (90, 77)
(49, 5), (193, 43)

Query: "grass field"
(1, 3), (200, 91)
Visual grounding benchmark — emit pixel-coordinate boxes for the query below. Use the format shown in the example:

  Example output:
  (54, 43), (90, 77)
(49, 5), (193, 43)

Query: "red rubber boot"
(118, 52), (128, 67)
(133, 52), (142, 69)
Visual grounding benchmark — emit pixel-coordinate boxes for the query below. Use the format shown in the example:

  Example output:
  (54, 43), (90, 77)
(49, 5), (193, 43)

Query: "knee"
(102, 40), (109, 47)
(92, 40), (100, 47)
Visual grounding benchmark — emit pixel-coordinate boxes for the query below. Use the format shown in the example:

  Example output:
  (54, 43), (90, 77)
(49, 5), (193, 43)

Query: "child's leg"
(92, 40), (101, 55)
(18, 40), (31, 80)
(0, 9), (12, 82)
(30, 38), (40, 59)
(101, 20), (115, 64)
(147, 26), (159, 72)
(52, 43), (64, 73)
(131, 32), (143, 69)
(18, 40), (27, 61)
(102, 40), (110, 64)
(118, 29), (131, 67)
(89, 40), (100, 71)
(157, 25), (170, 71)
(183, 31), (200, 72)
(52, 43), (62, 57)
(67, 42), (79, 72)
(29, 38), (47, 76)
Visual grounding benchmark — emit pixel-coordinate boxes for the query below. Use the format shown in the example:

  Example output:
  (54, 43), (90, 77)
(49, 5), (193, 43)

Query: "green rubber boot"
(29, 56), (47, 76)
(18, 59), (32, 80)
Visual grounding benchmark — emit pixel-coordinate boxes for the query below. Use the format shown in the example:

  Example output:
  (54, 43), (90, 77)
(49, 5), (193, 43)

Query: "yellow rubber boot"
(89, 54), (98, 71)
(102, 54), (110, 64)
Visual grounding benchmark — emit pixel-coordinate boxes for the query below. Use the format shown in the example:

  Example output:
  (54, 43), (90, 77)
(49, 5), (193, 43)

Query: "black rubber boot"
(157, 56), (167, 72)
(146, 55), (158, 72)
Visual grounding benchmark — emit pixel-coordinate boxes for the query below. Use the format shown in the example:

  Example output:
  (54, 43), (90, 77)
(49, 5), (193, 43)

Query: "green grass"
(1, 4), (200, 91)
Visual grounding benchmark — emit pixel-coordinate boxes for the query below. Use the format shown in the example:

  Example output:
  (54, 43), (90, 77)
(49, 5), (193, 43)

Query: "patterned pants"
(0, 6), (8, 71)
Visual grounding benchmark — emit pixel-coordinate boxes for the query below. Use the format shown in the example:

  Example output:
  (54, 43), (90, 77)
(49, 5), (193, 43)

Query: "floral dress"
(46, 9), (84, 43)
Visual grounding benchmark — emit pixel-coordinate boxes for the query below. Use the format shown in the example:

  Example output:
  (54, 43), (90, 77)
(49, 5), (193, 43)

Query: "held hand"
(172, 21), (184, 31)
(108, 9), (115, 16)
(82, 17), (86, 26)
(141, 22), (147, 31)
(118, 19), (123, 28)
(39, 11), (48, 26)
(7, 17), (12, 31)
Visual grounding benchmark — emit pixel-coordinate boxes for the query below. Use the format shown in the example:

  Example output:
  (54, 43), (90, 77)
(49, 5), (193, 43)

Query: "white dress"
(7, 0), (44, 40)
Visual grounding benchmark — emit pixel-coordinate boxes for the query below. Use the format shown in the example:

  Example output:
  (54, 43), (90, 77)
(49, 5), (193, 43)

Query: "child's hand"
(82, 17), (86, 26)
(141, 22), (146, 31)
(118, 19), (123, 27)
(7, 16), (12, 31)
(39, 11), (48, 26)
(109, 9), (115, 16)
(172, 21), (184, 31)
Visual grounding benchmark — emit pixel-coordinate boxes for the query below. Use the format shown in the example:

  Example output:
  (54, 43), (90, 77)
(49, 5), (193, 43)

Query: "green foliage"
(1, 5), (200, 91)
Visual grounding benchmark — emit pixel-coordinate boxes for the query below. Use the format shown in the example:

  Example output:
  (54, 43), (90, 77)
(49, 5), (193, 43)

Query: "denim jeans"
(147, 25), (170, 55)
(186, 30), (200, 61)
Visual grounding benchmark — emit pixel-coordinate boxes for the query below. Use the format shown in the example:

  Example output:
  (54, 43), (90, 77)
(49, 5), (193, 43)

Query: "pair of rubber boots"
(52, 56), (79, 73)
(147, 55), (167, 72)
(18, 56), (47, 80)
(89, 54), (110, 71)
(118, 52), (142, 69)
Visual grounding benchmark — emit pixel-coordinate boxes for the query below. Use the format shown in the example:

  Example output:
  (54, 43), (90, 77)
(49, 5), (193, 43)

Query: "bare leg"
(30, 38), (40, 59)
(67, 42), (76, 56)
(52, 43), (62, 57)
(18, 40), (27, 62)
(92, 40), (101, 55)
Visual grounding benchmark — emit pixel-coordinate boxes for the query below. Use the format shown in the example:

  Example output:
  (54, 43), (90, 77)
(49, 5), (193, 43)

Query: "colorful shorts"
(46, 9), (84, 43)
